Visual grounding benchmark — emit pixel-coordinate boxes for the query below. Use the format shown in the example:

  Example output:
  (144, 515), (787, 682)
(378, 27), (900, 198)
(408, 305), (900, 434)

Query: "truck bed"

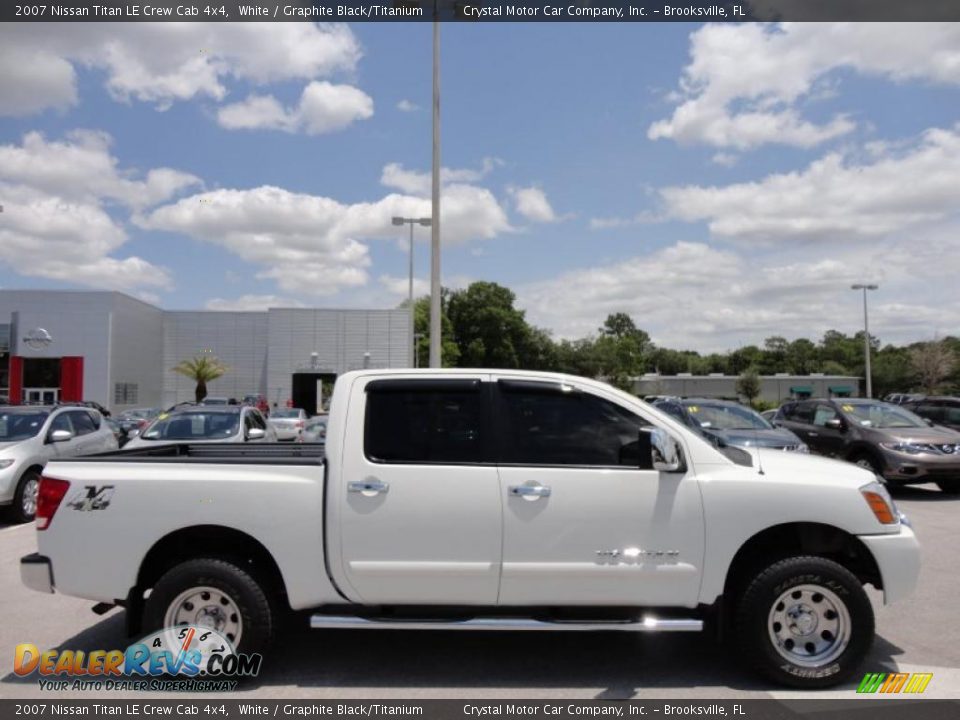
(73, 442), (325, 465)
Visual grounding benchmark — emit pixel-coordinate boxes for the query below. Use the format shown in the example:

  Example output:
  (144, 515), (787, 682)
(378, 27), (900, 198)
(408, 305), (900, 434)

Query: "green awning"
(790, 386), (813, 393)
(829, 386), (853, 394)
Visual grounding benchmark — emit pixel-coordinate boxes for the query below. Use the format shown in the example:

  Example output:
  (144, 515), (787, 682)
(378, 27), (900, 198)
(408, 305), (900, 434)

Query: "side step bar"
(310, 615), (702, 632)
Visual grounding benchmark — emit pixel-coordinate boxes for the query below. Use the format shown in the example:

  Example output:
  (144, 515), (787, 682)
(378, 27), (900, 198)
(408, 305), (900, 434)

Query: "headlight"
(879, 442), (936, 455)
(860, 480), (899, 525)
(0, 458), (15, 470)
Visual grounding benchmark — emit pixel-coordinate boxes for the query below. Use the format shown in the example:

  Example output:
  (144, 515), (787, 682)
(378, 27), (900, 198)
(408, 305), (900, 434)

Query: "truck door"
(493, 378), (705, 607)
(333, 376), (502, 605)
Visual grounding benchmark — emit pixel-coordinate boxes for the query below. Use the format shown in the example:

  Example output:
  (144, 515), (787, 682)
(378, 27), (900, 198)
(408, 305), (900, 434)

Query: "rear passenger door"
(334, 376), (502, 605)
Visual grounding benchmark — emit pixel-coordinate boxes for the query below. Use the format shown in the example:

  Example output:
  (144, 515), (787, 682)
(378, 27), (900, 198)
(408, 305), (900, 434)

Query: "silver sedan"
(267, 408), (308, 442)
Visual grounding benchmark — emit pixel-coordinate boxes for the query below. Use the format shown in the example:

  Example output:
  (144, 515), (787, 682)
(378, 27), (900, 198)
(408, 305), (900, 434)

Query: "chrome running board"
(309, 615), (702, 632)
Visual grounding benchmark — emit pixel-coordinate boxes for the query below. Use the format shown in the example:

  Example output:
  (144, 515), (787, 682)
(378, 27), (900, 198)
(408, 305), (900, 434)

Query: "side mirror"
(49, 429), (73, 443)
(825, 418), (844, 431)
(127, 428), (140, 438)
(640, 427), (685, 473)
(246, 427), (266, 441)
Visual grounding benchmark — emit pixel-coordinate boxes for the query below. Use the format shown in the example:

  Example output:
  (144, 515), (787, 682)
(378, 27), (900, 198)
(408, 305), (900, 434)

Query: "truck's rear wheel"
(735, 556), (874, 688)
(144, 558), (275, 656)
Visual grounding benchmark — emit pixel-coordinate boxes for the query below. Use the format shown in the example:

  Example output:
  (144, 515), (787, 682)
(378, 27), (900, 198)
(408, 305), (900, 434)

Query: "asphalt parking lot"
(1, 485), (957, 701)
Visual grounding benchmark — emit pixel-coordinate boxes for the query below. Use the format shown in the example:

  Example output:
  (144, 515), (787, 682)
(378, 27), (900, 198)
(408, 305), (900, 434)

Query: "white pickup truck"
(21, 370), (920, 688)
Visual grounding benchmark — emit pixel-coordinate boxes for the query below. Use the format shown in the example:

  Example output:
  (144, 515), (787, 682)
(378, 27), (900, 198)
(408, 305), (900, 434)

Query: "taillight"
(36, 477), (71, 531)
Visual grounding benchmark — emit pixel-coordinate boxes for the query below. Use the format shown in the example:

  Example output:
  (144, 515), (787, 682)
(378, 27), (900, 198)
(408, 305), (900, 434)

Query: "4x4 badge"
(66, 485), (115, 512)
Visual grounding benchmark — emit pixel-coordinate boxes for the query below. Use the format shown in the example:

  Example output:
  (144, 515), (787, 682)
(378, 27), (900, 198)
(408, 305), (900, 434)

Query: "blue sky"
(0, 22), (958, 352)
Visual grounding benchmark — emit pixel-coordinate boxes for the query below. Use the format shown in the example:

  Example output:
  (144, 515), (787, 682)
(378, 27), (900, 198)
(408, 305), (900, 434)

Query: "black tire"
(735, 556), (874, 688)
(937, 481), (960, 495)
(850, 452), (882, 476)
(144, 558), (276, 657)
(10, 469), (41, 524)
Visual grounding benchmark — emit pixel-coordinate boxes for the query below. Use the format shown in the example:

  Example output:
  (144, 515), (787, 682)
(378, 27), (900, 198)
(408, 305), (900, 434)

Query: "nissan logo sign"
(23, 327), (53, 351)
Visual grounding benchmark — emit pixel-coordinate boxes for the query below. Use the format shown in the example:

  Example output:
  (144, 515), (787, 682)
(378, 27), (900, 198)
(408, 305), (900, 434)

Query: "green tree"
(786, 338), (818, 374)
(172, 355), (228, 403)
(412, 295), (460, 368)
(735, 367), (762, 408)
(446, 282), (534, 368)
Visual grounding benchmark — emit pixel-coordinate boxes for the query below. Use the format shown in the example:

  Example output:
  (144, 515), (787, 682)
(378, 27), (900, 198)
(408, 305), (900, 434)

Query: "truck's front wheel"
(735, 556), (874, 688)
(144, 558), (276, 656)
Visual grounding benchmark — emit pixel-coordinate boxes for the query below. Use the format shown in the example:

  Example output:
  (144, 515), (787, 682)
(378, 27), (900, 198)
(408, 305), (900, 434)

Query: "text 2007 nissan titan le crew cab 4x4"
(20, 370), (920, 688)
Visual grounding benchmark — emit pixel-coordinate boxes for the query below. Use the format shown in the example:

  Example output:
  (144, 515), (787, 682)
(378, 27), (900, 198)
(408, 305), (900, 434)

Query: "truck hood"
(0, 441), (27, 453)
(739, 445), (876, 489)
(704, 427), (804, 449)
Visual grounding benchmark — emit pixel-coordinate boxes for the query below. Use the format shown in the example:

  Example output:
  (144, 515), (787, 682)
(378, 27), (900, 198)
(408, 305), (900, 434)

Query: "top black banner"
(4, 0), (960, 23)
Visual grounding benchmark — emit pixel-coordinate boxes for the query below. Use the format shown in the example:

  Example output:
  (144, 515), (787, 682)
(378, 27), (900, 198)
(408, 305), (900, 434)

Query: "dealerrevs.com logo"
(14, 626), (262, 692)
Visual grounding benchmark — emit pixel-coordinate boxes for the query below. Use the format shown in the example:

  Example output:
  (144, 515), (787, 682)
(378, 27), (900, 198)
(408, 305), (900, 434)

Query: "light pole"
(429, 6), (442, 369)
(851, 284), (878, 398)
(393, 216), (432, 368)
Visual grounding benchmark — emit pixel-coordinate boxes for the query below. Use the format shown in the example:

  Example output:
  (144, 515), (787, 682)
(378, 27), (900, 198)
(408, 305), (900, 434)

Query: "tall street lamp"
(393, 216), (432, 368)
(851, 284), (879, 398)
(429, 5), (442, 368)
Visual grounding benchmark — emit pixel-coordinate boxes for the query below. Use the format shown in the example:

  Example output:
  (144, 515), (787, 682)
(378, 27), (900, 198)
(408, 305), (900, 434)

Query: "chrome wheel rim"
(855, 458), (875, 472)
(768, 584), (851, 667)
(164, 586), (243, 648)
(21, 477), (39, 518)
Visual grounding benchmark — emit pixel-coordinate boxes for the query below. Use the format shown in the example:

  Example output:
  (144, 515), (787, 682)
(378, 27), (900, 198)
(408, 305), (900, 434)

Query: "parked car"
(760, 408), (779, 423)
(777, 398), (960, 493)
(267, 408), (308, 442)
(198, 396), (231, 406)
(0, 405), (118, 523)
(902, 396), (960, 432)
(653, 398), (808, 452)
(242, 394), (271, 416)
(115, 407), (161, 437)
(22, 370), (920, 688)
(103, 418), (130, 448)
(302, 415), (328, 444)
(882, 393), (924, 405)
(123, 406), (276, 449)
(78, 400), (112, 418)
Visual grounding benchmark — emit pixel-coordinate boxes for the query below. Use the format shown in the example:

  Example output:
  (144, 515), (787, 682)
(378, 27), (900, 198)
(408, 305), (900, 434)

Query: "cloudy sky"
(0, 22), (957, 352)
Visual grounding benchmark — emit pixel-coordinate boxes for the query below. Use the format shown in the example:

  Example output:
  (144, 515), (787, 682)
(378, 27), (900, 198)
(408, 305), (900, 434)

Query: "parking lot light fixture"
(392, 217), (432, 367)
(851, 284), (879, 398)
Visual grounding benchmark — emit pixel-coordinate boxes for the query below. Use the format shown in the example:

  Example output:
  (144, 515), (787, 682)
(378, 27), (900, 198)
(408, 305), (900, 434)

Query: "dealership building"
(0, 290), (412, 413)
(632, 372), (862, 404)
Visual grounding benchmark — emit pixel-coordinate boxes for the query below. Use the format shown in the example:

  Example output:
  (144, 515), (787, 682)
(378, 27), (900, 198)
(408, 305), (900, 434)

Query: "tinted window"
(0, 411), (49, 441)
(69, 410), (97, 436)
(657, 402), (687, 422)
(498, 385), (643, 467)
(913, 403), (944, 421)
(365, 382), (483, 464)
(812, 404), (840, 427)
(785, 401), (816, 424)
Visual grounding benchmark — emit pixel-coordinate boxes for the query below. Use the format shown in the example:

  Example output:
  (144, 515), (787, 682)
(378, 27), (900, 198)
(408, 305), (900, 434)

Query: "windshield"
(0, 412), (50, 441)
(142, 412), (239, 440)
(841, 402), (928, 429)
(685, 403), (772, 431)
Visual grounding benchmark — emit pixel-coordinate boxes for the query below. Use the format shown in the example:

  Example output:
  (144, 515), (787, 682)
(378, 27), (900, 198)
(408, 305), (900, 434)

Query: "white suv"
(0, 405), (119, 523)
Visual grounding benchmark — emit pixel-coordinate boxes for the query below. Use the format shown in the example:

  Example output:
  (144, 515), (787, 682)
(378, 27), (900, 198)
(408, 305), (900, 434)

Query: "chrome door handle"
(348, 479), (390, 494)
(509, 485), (551, 498)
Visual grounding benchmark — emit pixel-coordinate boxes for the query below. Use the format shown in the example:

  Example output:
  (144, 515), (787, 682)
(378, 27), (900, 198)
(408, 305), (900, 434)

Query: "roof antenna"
(752, 401), (765, 476)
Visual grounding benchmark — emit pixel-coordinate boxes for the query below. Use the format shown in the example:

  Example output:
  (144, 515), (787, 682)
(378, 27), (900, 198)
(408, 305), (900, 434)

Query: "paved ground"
(1, 484), (957, 700)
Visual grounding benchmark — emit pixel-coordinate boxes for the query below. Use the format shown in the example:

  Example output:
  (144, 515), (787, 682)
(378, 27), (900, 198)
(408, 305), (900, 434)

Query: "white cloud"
(137, 172), (512, 296)
(509, 186), (558, 223)
(205, 294), (306, 311)
(650, 23), (960, 149)
(0, 23), (363, 115)
(0, 130), (196, 290)
(660, 125), (960, 242)
(711, 152), (738, 167)
(0, 130), (200, 209)
(396, 99), (419, 112)
(379, 275), (430, 298)
(517, 238), (960, 352)
(217, 81), (373, 135)
(380, 158), (504, 196)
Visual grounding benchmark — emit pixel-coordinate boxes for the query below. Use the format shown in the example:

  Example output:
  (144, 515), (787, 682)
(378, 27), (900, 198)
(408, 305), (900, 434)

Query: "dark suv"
(654, 398), (808, 452)
(775, 398), (960, 493)
(902, 396), (960, 432)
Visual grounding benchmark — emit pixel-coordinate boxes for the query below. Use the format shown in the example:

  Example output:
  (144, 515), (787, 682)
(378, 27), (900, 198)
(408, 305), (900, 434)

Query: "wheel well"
(723, 522), (882, 607)
(136, 525), (289, 608)
(845, 444), (882, 465)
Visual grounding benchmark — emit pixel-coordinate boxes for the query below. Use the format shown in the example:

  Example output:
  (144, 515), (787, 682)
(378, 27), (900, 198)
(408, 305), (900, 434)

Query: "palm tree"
(172, 356), (228, 403)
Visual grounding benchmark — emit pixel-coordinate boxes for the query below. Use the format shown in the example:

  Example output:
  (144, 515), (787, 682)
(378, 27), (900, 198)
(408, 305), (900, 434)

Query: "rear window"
(364, 380), (483, 464)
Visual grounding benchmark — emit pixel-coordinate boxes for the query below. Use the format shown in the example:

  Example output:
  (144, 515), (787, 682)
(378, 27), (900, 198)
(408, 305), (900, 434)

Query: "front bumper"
(0, 463), (19, 504)
(877, 448), (960, 484)
(21, 553), (55, 594)
(858, 525), (920, 605)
